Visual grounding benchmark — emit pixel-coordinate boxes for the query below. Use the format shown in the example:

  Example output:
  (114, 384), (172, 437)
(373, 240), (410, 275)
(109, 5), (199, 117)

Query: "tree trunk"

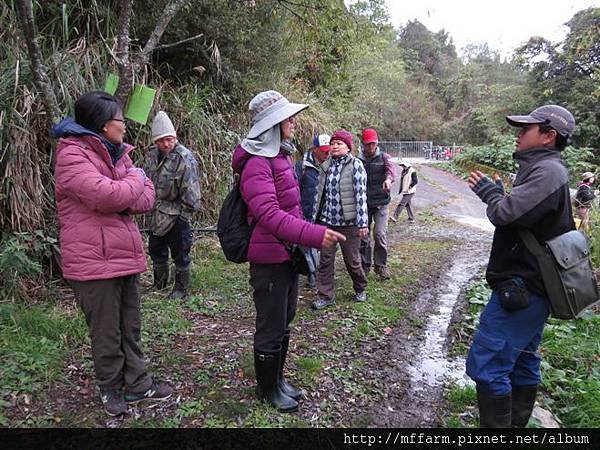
(14, 0), (61, 126)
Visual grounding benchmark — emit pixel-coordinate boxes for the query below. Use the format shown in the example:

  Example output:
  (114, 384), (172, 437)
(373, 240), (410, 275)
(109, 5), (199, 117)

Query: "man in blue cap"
(466, 105), (576, 427)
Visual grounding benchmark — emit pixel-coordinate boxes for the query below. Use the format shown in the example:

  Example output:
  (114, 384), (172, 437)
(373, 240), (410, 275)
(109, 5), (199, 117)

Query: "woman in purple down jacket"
(231, 90), (345, 412)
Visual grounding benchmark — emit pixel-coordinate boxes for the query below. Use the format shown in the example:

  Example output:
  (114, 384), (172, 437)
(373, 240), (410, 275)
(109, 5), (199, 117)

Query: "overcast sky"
(384, 0), (599, 58)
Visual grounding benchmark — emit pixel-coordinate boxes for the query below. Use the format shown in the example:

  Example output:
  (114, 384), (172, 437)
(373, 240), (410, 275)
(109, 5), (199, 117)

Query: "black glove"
(472, 176), (504, 204)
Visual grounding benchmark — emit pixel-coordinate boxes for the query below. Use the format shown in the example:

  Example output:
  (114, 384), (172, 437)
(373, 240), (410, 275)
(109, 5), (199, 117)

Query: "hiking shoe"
(125, 381), (173, 404)
(354, 291), (368, 303)
(312, 298), (334, 310)
(100, 390), (127, 416)
(375, 266), (391, 280)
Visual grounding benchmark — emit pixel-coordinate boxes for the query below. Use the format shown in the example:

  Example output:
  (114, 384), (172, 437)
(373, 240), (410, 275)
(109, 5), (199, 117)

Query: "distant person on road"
(465, 105), (576, 428)
(295, 134), (331, 288)
(52, 91), (172, 417)
(574, 171), (596, 232)
(312, 129), (369, 309)
(146, 111), (202, 300)
(391, 161), (417, 223)
(232, 90), (345, 412)
(358, 128), (396, 280)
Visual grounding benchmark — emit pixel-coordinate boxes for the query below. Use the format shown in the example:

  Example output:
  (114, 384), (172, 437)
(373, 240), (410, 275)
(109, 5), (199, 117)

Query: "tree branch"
(154, 32), (204, 51)
(14, 0), (61, 126)
(138, 0), (192, 64)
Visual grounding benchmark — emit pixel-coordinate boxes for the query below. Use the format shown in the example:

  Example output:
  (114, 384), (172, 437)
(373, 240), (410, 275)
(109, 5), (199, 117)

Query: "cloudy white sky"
(384, 0), (599, 57)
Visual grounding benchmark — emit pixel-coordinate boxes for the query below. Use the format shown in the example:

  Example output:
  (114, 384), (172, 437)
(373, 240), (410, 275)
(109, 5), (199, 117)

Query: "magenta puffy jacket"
(55, 134), (155, 281)
(231, 144), (326, 264)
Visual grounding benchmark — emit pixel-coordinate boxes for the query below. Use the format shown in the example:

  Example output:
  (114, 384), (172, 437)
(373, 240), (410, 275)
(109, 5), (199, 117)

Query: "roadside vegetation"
(446, 277), (600, 428)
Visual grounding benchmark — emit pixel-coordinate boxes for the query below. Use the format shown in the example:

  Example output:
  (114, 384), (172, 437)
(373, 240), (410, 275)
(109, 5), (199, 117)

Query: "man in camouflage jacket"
(146, 111), (201, 299)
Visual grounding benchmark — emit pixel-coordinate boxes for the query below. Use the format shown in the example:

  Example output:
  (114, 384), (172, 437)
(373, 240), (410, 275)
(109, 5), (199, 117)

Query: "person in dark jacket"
(146, 111), (201, 299)
(358, 128), (396, 280)
(466, 105), (576, 428)
(574, 171), (596, 232)
(295, 134), (331, 287)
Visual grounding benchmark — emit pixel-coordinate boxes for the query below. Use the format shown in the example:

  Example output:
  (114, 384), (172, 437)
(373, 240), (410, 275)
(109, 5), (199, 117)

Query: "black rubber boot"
(477, 390), (512, 428)
(511, 385), (537, 428)
(279, 332), (301, 400)
(254, 350), (298, 413)
(168, 267), (189, 300)
(153, 263), (169, 290)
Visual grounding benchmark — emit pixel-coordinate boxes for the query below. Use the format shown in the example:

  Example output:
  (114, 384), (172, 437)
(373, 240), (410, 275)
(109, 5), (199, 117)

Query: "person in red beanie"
(358, 128), (396, 280)
(311, 129), (369, 309)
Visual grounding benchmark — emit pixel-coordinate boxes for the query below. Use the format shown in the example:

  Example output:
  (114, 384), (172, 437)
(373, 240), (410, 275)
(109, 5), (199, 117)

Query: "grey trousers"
(360, 205), (389, 268)
(393, 193), (415, 220)
(317, 226), (368, 301)
(70, 275), (152, 394)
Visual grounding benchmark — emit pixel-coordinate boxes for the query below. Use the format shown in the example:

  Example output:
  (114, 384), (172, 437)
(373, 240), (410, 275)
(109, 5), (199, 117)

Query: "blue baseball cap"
(312, 134), (331, 152)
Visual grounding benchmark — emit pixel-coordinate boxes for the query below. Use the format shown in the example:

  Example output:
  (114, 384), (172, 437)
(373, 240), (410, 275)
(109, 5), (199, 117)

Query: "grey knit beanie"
(152, 111), (176, 142)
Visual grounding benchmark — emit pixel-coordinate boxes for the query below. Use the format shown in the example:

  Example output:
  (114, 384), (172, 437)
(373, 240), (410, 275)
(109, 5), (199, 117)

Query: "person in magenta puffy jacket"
(231, 90), (345, 412)
(53, 91), (172, 416)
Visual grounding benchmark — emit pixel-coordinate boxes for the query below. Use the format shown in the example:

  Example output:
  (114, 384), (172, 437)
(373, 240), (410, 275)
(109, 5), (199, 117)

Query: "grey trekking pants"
(360, 205), (389, 268)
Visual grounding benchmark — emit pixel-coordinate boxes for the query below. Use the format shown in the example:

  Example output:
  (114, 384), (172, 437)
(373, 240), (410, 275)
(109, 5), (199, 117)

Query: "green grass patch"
(141, 294), (190, 346)
(441, 384), (477, 428)
(0, 301), (87, 424)
(541, 315), (600, 427)
(189, 239), (250, 308)
(0, 302), (87, 395)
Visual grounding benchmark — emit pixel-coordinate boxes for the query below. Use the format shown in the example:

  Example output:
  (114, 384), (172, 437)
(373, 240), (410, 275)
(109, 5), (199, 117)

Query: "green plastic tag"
(125, 84), (157, 125)
(104, 74), (119, 95)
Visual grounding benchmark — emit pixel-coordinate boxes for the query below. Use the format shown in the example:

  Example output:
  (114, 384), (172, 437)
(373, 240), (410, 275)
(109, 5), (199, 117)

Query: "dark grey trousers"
(393, 193), (415, 220)
(70, 275), (152, 394)
(250, 262), (299, 353)
(360, 204), (389, 268)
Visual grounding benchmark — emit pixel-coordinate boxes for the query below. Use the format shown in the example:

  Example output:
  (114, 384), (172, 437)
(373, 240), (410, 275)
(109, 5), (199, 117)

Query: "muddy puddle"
(408, 253), (486, 390)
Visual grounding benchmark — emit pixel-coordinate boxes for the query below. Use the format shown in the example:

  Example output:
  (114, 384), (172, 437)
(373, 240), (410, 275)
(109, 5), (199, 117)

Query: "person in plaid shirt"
(312, 129), (369, 310)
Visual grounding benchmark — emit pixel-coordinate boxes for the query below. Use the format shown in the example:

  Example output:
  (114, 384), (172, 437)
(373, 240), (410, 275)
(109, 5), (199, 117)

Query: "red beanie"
(362, 128), (378, 144)
(330, 129), (353, 150)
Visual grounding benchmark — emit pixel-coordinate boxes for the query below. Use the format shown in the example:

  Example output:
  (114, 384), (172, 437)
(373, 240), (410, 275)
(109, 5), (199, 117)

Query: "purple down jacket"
(231, 144), (326, 264)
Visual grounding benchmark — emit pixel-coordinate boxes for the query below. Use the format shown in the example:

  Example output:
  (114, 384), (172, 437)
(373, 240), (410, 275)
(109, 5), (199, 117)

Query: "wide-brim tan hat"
(582, 171), (594, 181)
(247, 91), (308, 139)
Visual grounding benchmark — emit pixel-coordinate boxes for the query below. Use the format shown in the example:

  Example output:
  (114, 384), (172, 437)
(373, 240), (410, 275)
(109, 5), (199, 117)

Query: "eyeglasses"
(110, 118), (125, 123)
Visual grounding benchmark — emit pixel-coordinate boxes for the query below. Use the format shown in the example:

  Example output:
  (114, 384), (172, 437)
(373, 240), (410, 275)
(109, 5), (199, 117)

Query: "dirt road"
(373, 161), (493, 426)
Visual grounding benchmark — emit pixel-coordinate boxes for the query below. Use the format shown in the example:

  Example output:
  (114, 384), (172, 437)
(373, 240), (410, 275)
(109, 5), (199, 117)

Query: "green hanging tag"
(104, 74), (119, 95)
(125, 84), (157, 125)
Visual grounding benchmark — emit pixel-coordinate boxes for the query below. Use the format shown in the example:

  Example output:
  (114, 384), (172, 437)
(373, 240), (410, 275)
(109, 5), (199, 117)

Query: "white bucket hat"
(152, 111), (176, 142)
(247, 90), (308, 139)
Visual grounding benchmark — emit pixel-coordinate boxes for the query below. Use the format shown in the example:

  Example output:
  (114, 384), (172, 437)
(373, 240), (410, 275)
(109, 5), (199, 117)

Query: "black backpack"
(217, 158), (271, 263)
(217, 177), (254, 263)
